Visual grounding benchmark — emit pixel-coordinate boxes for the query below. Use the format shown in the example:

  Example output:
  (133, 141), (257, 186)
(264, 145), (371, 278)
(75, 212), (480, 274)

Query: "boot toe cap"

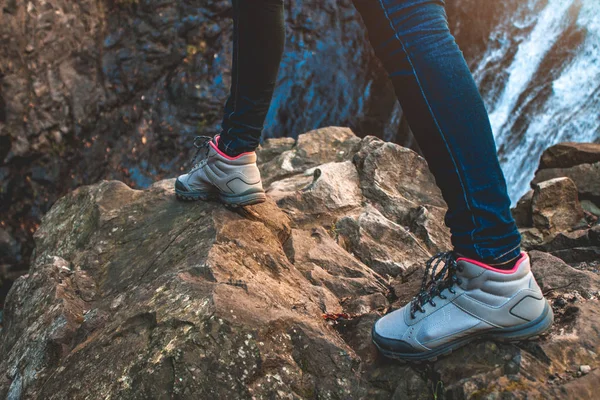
(372, 327), (417, 354)
(372, 309), (419, 354)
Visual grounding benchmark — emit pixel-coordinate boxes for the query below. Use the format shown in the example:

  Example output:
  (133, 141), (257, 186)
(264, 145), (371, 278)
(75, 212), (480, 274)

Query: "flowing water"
(472, 0), (600, 203)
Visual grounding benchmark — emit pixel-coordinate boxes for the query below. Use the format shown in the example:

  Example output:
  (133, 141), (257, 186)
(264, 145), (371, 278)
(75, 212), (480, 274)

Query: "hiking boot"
(175, 135), (266, 206)
(372, 252), (553, 362)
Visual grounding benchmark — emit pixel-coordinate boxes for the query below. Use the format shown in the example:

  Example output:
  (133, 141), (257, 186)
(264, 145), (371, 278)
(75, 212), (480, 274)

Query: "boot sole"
(175, 188), (266, 207)
(373, 301), (554, 363)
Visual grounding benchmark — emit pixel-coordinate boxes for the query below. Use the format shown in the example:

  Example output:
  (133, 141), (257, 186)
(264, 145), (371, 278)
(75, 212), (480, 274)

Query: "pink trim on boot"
(210, 136), (254, 160)
(456, 252), (528, 274)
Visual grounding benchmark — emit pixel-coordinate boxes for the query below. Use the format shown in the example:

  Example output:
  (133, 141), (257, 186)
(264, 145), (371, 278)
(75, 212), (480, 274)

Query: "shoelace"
(409, 252), (464, 319)
(190, 135), (214, 170)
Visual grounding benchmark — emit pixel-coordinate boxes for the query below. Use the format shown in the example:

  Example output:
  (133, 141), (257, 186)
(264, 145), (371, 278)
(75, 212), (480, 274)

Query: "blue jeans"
(220, 0), (521, 263)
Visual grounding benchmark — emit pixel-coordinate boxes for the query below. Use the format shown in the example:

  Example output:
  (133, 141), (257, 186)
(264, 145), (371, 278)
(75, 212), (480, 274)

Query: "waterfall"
(474, 0), (600, 203)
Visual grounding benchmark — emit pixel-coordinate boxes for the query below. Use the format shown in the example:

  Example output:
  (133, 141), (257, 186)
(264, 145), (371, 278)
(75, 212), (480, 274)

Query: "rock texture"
(0, 0), (547, 298)
(531, 177), (584, 235)
(533, 142), (600, 205)
(0, 0), (402, 293)
(2, 128), (600, 399)
(514, 141), (600, 270)
(538, 142), (600, 170)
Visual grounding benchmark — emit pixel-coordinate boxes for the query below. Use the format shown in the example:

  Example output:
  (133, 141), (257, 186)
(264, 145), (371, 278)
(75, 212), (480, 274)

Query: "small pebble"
(554, 298), (567, 308)
(580, 365), (591, 375)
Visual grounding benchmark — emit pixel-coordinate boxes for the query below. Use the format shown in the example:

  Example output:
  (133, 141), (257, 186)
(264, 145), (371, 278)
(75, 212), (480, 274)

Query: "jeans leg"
(219, 0), (285, 155)
(353, 0), (521, 263)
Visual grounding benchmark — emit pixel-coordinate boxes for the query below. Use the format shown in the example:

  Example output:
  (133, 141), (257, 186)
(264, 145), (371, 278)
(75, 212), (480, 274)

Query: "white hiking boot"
(372, 252), (553, 362)
(175, 135), (266, 206)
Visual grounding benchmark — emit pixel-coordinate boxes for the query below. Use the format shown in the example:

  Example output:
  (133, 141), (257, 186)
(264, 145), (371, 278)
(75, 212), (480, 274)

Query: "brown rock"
(531, 177), (585, 234)
(533, 162), (600, 204)
(1, 180), (380, 399)
(3, 137), (600, 399)
(529, 250), (600, 294)
(258, 127), (361, 186)
(539, 142), (600, 169)
(512, 189), (534, 228)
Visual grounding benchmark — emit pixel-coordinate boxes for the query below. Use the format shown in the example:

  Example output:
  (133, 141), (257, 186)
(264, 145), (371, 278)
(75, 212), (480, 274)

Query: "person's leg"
(353, 0), (521, 264)
(357, 0), (552, 363)
(218, 0), (286, 156)
(176, 0), (284, 206)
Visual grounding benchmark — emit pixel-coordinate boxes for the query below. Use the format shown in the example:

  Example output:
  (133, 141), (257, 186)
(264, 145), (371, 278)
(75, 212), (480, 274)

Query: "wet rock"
(538, 142), (600, 170)
(531, 177), (585, 235)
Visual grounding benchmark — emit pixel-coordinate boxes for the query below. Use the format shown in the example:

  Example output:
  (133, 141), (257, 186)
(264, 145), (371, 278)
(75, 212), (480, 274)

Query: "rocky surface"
(0, 0), (404, 297)
(0, 0), (542, 301)
(514, 141), (600, 272)
(2, 128), (599, 399)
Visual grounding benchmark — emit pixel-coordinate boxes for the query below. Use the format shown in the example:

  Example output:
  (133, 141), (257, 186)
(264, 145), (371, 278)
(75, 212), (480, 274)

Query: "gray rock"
(581, 200), (600, 218)
(259, 127), (361, 186)
(268, 160), (363, 222)
(336, 205), (433, 277)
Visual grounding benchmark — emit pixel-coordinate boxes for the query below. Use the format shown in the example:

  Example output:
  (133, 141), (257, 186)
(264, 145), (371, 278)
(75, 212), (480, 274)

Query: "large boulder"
(264, 130), (450, 277)
(0, 0), (398, 293)
(2, 128), (600, 399)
